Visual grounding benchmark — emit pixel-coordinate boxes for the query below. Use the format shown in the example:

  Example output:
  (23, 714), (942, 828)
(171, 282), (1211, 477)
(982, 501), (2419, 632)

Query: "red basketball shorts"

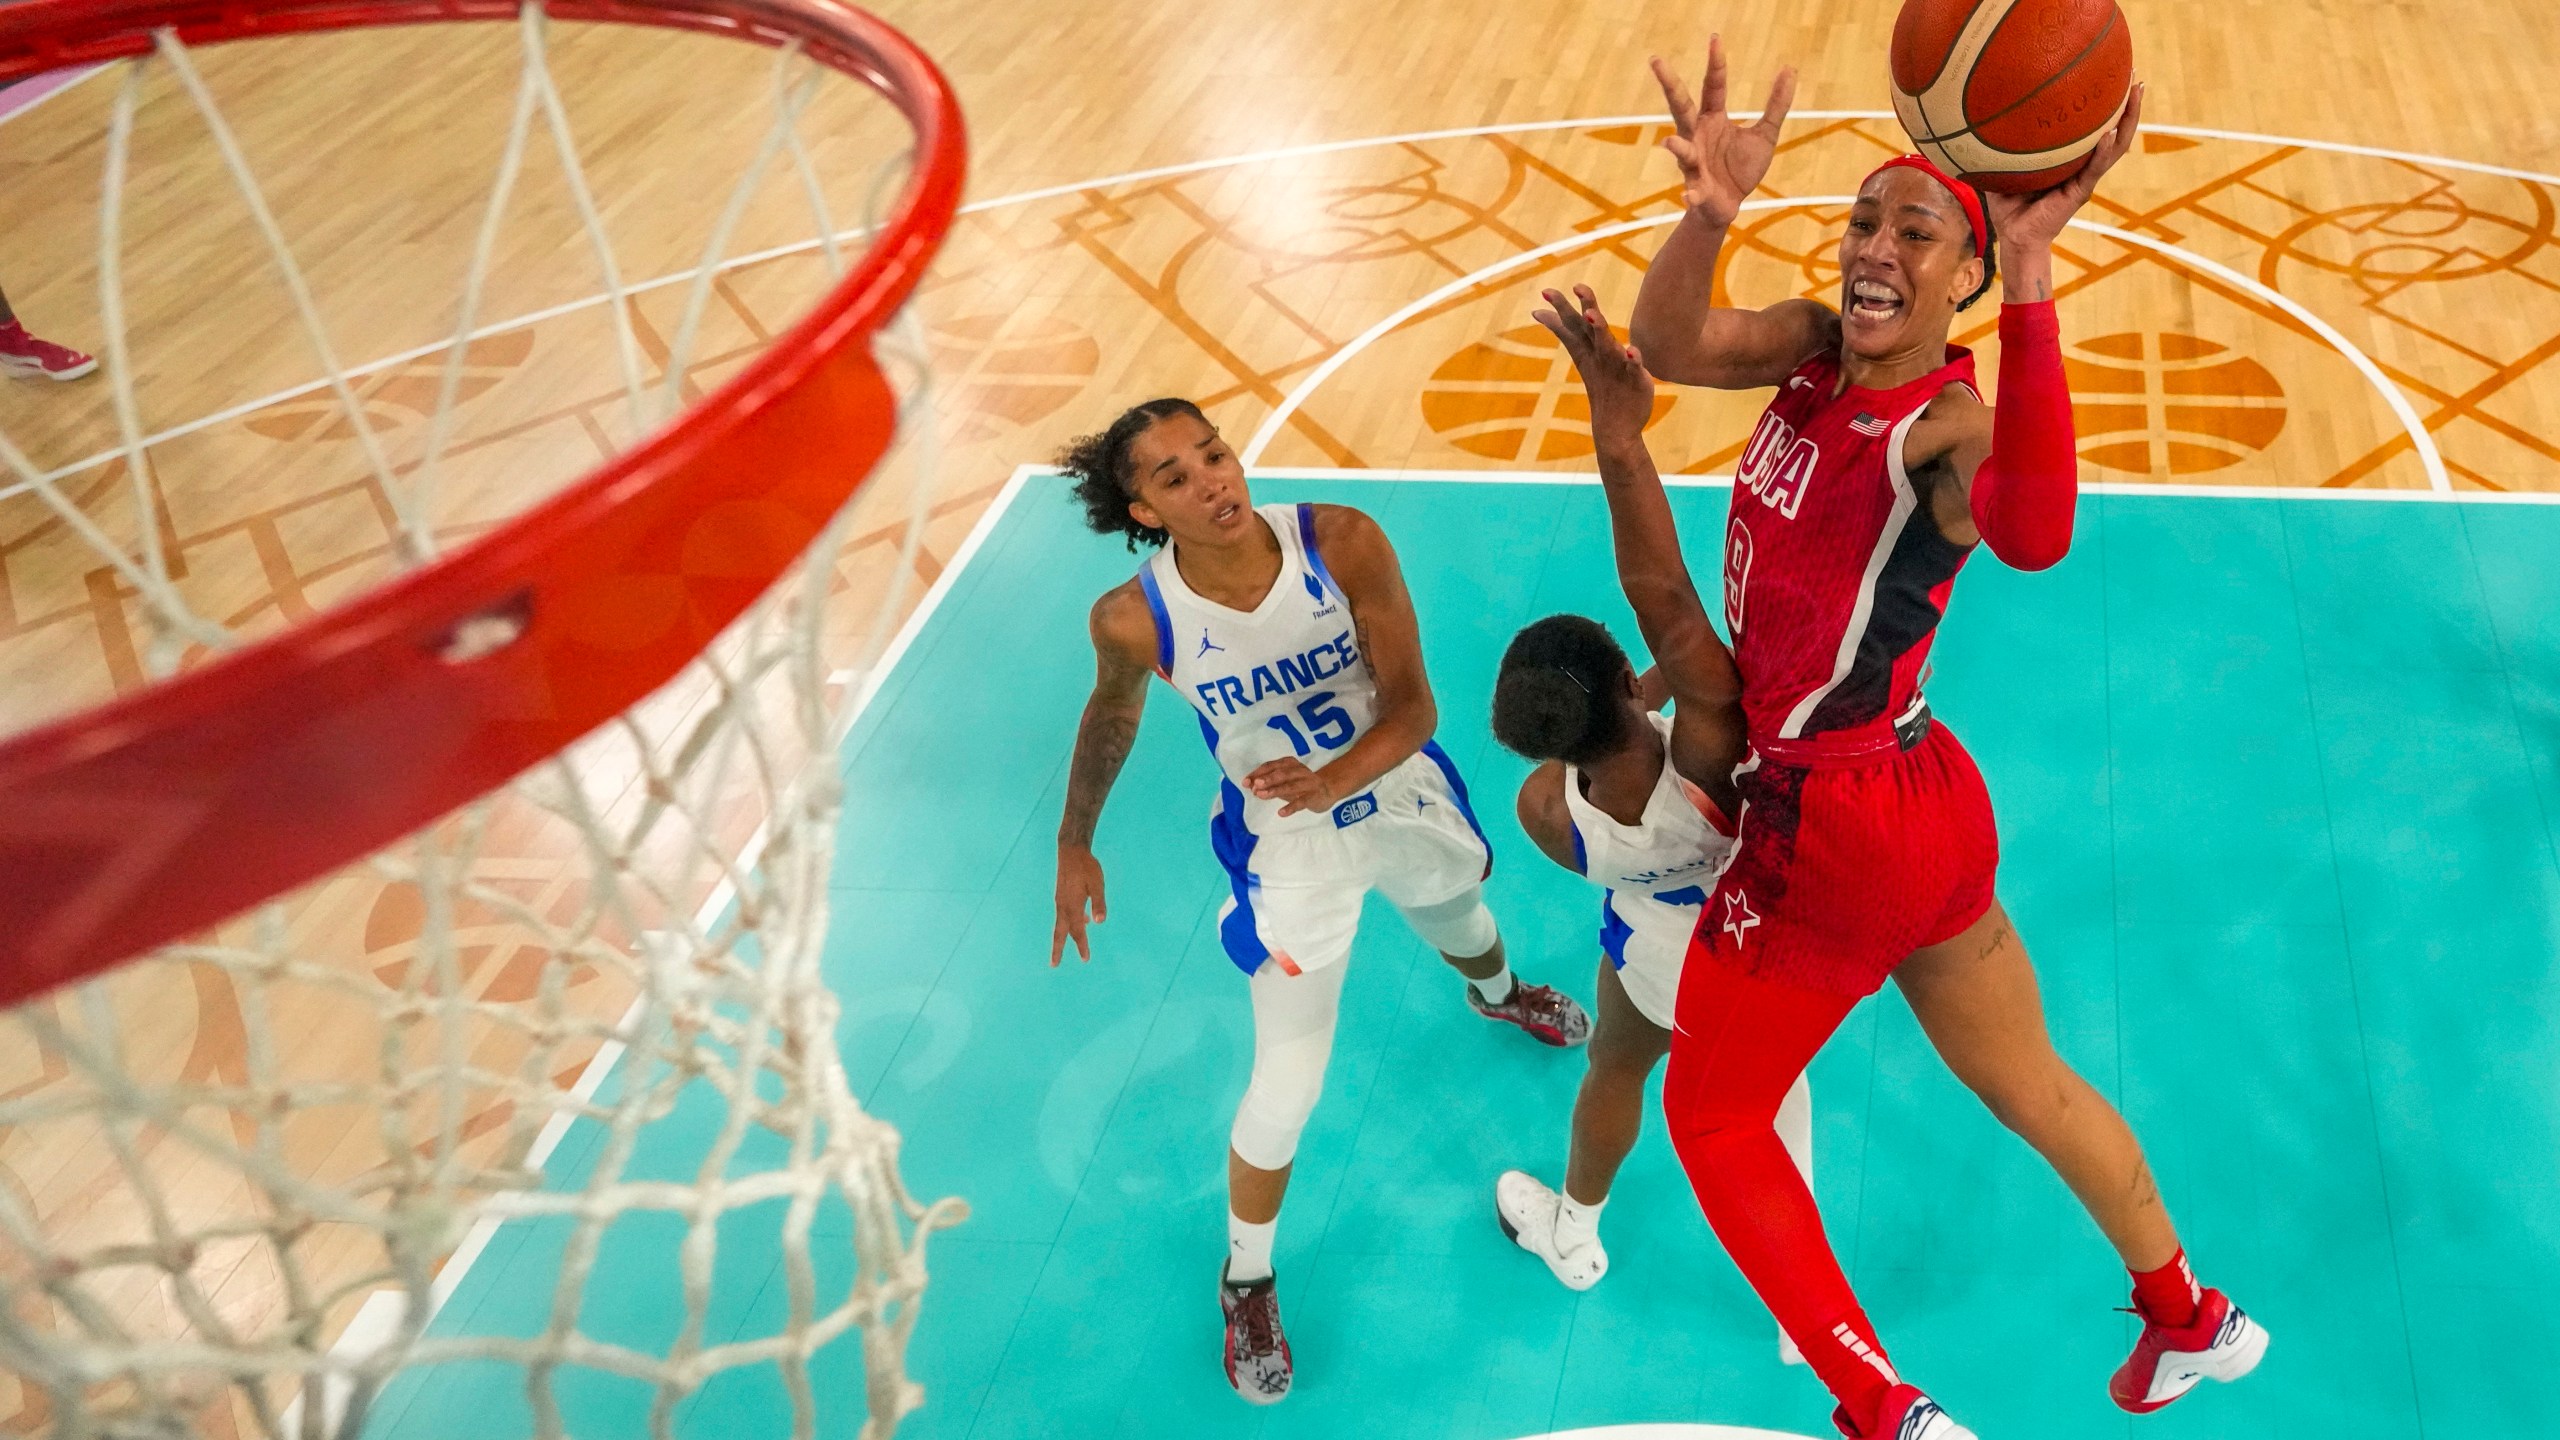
(1689, 721), (1999, 997)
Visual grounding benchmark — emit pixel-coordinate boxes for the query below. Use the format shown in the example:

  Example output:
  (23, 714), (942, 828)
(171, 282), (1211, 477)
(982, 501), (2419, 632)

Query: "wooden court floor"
(3, 1), (2558, 1434)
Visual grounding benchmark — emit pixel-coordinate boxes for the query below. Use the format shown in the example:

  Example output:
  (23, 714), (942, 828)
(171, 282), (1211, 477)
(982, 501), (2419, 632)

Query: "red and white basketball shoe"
(1218, 1263), (1293, 1405)
(0, 323), (98, 381)
(1467, 979), (1591, 1046)
(1834, 1384), (1976, 1440)
(2110, 1287), (2269, 1413)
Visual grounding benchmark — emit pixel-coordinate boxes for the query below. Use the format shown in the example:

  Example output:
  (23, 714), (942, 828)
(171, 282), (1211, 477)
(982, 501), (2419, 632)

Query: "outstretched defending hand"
(1052, 848), (1107, 965)
(1983, 81), (2146, 258)
(1651, 37), (1798, 228)
(1532, 285), (1654, 445)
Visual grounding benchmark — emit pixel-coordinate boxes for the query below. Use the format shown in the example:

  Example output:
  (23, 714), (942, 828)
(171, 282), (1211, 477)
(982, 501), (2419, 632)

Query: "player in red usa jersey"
(1586, 41), (2270, 1440)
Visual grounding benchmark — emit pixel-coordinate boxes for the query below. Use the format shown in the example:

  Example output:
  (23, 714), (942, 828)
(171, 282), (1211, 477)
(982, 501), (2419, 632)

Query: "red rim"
(0, 0), (966, 1005)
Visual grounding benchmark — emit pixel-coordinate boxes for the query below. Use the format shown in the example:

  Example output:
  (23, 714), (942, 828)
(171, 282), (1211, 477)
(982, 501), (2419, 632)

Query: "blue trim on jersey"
(1567, 819), (1587, 876)
(1295, 503), (1343, 604)
(1417, 740), (1490, 870)
(1136, 565), (1175, 676)
(1209, 780), (1270, 975)
(1657, 885), (1708, 907)
(1599, 895), (1633, 970)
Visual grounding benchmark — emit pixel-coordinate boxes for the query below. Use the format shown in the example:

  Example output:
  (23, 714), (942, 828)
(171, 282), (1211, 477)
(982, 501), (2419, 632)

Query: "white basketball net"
(0, 7), (964, 1438)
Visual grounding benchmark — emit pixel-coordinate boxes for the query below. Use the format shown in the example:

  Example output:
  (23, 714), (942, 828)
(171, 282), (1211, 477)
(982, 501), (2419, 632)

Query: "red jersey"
(1721, 347), (1980, 762)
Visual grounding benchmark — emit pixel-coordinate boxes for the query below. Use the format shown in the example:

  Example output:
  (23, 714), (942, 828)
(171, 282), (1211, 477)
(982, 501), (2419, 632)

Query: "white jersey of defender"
(1562, 711), (1736, 1028)
(1136, 502), (1491, 980)
(1560, 711), (1810, 1347)
(1142, 503), (1379, 837)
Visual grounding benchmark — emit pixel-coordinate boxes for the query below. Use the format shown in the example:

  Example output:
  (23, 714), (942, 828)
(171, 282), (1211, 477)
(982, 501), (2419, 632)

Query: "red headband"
(1864, 155), (1989, 254)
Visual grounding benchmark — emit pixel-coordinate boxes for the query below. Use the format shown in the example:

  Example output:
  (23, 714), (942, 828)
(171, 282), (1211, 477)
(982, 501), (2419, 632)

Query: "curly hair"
(1490, 614), (1637, 767)
(1058, 397), (1208, 551)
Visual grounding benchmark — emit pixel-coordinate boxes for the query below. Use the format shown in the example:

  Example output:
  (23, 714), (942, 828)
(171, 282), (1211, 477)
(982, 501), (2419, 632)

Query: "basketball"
(1889, 0), (2135, 193)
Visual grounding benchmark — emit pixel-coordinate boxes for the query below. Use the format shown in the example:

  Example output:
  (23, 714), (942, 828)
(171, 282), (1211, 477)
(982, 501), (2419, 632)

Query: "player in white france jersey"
(1490, 616), (1813, 1364)
(1049, 398), (1593, 1407)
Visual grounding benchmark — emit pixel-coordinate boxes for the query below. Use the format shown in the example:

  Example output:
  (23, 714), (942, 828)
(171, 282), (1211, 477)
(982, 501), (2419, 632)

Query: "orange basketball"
(1889, 0), (2134, 194)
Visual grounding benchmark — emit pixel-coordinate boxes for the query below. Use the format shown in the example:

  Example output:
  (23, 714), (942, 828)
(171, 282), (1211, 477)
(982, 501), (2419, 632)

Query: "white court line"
(3, 108), (2546, 503)
(1242, 205), (2454, 495)
(1240, 197), (1848, 465)
(1240, 466), (2560, 504)
(963, 112), (2560, 211)
(0, 63), (106, 130)
(2075, 220), (2451, 493)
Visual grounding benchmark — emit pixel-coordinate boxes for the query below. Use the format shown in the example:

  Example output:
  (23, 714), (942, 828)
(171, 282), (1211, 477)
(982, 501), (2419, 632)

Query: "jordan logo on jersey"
(1736, 410), (1818, 519)
(1197, 632), (1224, 658)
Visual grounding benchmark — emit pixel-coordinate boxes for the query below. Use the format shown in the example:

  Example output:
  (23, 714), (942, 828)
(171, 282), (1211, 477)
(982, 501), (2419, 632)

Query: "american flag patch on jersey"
(1850, 412), (1889, 437)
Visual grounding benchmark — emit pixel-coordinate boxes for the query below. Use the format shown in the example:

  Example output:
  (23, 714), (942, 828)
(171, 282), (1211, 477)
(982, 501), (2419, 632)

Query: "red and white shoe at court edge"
(1834, 1385), (1976, 1440)
(0, 323), (98, 381)
(1465, 979), (1591, 1047)
(2110, 1287), (2269, 1413)
(1218, 1263), (1293, 1405)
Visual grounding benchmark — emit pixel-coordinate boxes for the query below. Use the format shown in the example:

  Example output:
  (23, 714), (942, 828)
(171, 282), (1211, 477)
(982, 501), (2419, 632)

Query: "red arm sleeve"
(1968, 299), (2079, 572)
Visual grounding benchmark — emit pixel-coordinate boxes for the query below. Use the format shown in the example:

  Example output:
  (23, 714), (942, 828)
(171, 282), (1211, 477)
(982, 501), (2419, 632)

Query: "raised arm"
(1242, 506), (1438, 819)
(1533, 284), (1747, 807)
(1908, 85), (2146, 571)
(1053, 585), (1158, 965)
(1629, 40), (1838, 390)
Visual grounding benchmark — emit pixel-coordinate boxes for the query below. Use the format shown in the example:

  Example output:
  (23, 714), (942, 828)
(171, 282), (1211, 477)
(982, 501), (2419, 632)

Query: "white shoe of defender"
(1493, 1170), (1606, 1291)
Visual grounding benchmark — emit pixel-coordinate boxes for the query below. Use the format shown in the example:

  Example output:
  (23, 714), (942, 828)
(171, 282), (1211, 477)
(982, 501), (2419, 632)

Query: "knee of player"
(1582, 1036), (1665, 1089)
(1400, 889), (1498, 960)
(1230, 1093), (1319, 1171)
(1660, 1097), (1760, 1154)
(1231, 1056), (1330, 1169)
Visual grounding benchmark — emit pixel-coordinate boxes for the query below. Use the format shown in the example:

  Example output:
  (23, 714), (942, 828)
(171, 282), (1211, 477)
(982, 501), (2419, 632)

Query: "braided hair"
(1058, 397), (1208, 551)
(1491, 614), (1637, 767)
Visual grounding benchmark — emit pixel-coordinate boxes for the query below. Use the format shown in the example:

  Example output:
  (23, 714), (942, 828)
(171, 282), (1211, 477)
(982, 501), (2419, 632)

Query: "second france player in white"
(1049, 398), (1594, 1406)
(1491, 616), (1813, 1364)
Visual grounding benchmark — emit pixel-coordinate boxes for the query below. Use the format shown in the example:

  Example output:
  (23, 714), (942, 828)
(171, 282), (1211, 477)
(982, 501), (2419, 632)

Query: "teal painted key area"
(372, 475), (2560, 1440)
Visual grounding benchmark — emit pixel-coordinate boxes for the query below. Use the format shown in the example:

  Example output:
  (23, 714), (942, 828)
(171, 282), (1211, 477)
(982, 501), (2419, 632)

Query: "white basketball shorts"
(1210, 742), (1492, 977)
(1600, 887), (1702, 1031)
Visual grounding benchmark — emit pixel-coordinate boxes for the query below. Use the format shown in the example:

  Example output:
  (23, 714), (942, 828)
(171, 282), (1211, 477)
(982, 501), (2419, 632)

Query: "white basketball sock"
(1556, 1191), (1605, 1253)
(1228, 1213), (1277, 1284)
(1467, 965), (1517, 1005)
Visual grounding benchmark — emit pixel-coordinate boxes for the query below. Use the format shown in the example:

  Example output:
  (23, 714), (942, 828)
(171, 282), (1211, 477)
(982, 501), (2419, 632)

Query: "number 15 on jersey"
(1267, 689), (1354, 756)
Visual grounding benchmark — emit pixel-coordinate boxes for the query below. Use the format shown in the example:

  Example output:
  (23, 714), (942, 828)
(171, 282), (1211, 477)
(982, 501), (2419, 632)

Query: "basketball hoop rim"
(0, 0), (965, 1005)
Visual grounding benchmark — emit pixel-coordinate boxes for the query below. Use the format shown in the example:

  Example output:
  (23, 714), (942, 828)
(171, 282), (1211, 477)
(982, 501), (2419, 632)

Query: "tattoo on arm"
(1059, 649), (1148, 849)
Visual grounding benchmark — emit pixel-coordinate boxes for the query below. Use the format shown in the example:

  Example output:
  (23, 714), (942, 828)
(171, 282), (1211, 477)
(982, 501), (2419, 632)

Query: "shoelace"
(1230, 1284), (1283, 1358)
(1518, 984), (1568, 1021)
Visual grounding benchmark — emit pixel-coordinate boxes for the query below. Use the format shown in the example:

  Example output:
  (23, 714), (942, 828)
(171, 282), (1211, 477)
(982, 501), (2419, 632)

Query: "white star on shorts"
(1720, 891), (1760, 947)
